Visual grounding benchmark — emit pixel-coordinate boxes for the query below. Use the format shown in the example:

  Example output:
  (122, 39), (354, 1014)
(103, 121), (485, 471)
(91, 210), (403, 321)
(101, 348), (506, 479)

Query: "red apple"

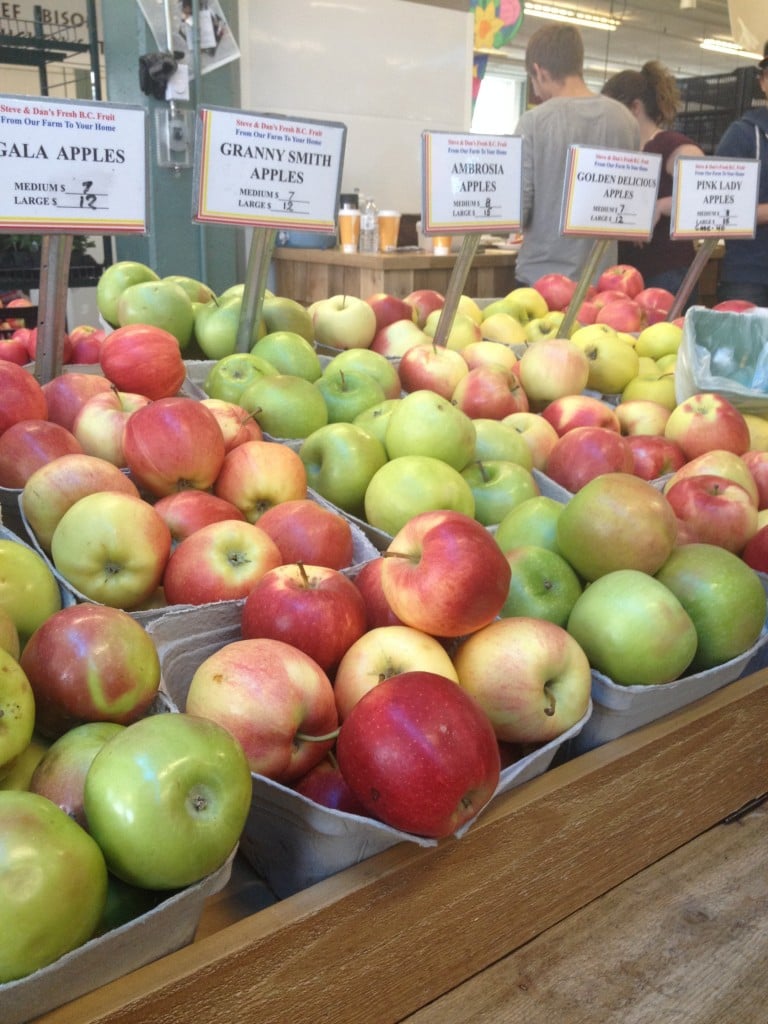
(664, 392), (750, 460)
(532, 273), (577, 312)
(0, 362), (48, 435)
(625, 434), (687, 480)
(241, 562), (367, 673)
(741, 524), (768, 572)
(199, 397), (264, 451)
(185, 637), (338, 783)
(72, 389), (150, 467)
(596, 263), (644, 298)
(397, 342), (469, 398)
(712, 299), (757, 313)
(663, 449), (759, 506)
(635, 287), (675, 324)
(742, 449), (768, 510)
(24, 327), (74, 365)
(122, 396), (226, 498)
(292, 756), (368, 816)
(255, 497), (355, 570)
(403, 289), (445, 328)
(42, 372), (113, 432)
(516, 337), (590, 410)
(591, 288), (630, 312)
(0, 419), (83, 488)
(68, 325), (107, 364)
(595, 298), (644, 333)
(352, 557), (404, 629)
(370, 318), (432, 358)
(162, 518), (283, 605)
(544, 426), (634, 493)
(99, 323), (186, 400)
(502, 411), (560, 470)
(152, 490), (246, 543)
(666, 474), (759, 553)
(541, 393), (621, 435)
(365, 293), (418, 332)
(615, 398), (671, 436)
(0, 334), (32, 365)
(452, 365), (529, 419)
(380, 509), (511, 637)
(336, 670), (501, 838)
(214, 439), (308, 522)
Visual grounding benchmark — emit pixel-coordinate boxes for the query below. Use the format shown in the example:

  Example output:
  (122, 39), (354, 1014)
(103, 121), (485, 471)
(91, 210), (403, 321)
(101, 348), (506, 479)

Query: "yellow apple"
(571, 331), (640, 395)
(457, 295), (483, 324)
(424, 309), (482, 351)
(744, 413), (768, 452)
(635, 321), (683, 359)
(479, 312), (528, 346)
(621, 373), (677, 411)
(504, 286), (549, 320)
(0, 607), (20, 661)
(655, 353), (678, 374)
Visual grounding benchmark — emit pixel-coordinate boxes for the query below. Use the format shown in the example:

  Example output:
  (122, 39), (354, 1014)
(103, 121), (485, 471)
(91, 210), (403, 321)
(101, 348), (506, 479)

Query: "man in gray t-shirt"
(514, 24), (640, 287)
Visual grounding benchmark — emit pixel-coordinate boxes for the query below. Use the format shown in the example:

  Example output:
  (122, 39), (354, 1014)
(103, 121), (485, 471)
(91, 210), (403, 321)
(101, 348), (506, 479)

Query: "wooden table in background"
(271, 247), (520, 305)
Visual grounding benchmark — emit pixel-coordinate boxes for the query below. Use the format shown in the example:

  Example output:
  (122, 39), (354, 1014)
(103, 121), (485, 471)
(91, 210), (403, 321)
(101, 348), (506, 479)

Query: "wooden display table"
(271, 247), (519, 305)
(33, 668), (768, 1024)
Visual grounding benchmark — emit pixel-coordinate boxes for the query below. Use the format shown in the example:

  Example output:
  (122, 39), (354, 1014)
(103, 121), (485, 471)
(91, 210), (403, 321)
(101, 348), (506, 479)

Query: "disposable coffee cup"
(338, 208), (361, 253)
(432, 235), (452, 255)
(378, 210), (401, 252)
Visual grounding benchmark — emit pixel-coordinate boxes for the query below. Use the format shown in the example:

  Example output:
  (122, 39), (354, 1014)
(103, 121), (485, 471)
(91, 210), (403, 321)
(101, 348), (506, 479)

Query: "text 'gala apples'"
(556, 472), (678, 580)
(453, 617), (591, 743)
(99, 323), (186, 401)
(336, 671), (501, 839)
(380, 509), (511, 637)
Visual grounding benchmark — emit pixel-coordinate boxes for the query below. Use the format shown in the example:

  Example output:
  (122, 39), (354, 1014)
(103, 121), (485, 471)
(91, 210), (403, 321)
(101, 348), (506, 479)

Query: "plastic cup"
(377, 210), (401, 253)
(432, 236), (452, 255)
(338, 208), (360, 253)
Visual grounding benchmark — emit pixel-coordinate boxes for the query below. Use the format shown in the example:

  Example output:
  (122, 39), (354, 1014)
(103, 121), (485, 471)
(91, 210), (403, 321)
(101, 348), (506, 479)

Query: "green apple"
(384, 389), (476, 471)
(481, 296), (531, 324)
(239, 373), (329, 439)
(500, 545), (583, 625)
(495, 495), (565, 554)
(262, 294), (313, 342)
(460, 460), (539, 527)
(0, 647), (35, 776)
(566, 569), (698, 685)
(0, 538), (62, 647)
(472, 418), (533, 469)
(353, 398), (401, 448)
(116, 279), (196, 350)
(299, 422), (388, 516)
(322, 347), (401, 399)
(250, 330), (322, 381)
(364, 455), (475, 536)
(162, 274), (216, 304)
(0, 734), (49, 790)
(315, 368), (386, 423)
(96, 260), (159, 327)
(195, 297), (266, 360)
(620, 372), (677, 411)
(217, 283), (246, 303)
(654, 543), (767, 672)
(83, 712), (252, 890)
(203, 352), (278, 405)
(0, 791), (108, 982)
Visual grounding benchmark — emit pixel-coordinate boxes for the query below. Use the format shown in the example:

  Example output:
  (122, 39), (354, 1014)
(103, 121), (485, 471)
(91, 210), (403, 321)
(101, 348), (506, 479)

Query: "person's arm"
(757, 203), (768, 226)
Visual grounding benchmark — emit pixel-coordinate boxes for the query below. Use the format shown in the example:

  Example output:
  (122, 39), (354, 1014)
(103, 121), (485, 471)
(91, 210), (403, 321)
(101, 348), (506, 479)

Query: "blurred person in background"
(511, 23), (640, 288)
(713, 46), (768, 307)
(602, 60), (704, 300)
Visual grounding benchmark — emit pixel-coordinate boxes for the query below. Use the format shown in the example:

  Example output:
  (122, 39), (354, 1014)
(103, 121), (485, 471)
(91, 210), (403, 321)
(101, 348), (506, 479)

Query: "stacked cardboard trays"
(148, 601), (591, 899)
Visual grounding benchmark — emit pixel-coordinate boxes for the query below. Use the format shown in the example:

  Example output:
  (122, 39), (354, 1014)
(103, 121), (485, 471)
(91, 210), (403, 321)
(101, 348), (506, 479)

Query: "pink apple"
(370, 318), (432, 358)
(68, 325), (107, 364)
(502, 411), (560, 470)
(0, 362), (48, 435)
(122, 396), (226, 498)
(42, 372), (113, 432)
(575, 299), (599, 325)
(625, 434), (687, 481)
(351, 557), (404, 630)
(185, 637), (338, 783)
(0, 419), (83, 488)
(72, 389), (151, 467)
(596, 263), (644, 298)
(516, 338), (590, 410)
(591, 288), (629, 312)
(532, 273), (577, 312)
(24, 327), (74, 365)
(712, 299), (757, 313)
(742, 449), (768, 510)
(162, 518), (283, 605)
(615, 398), (671, 436)
(663, 449), (759, 506)
(452, 365), (529, 419)
(460, 340), (519, 375)
(241, 562), (367, 673)
(336, 670), (501, 838)
(403, 289), (445, 327)
(741, 524), (768, 572)
(365, 292), (418, 332)
(595, 298), (645, 333)
(665, 474), (759, 553)
(380, 509), (511, 637)
(635, 287), (675, 324)
(544, 426), (634, 493)
(213, 439), (308, 522)
(21, 452), (141, 552)
(255, 497), (355, 570)
(541, 393), (621, 435)
(398, 341), (469, 398)
(199, 397), (264, 451)
(0, 334), (32, 364)
(152, 490), (246, 543)
(664, 392), (750, 460)
(292, 756), (368, 816)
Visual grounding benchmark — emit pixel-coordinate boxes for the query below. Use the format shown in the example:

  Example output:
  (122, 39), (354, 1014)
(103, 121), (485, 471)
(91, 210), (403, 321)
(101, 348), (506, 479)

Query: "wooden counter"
(33, 667), (768, 1024)
(271, 247), (519, 305)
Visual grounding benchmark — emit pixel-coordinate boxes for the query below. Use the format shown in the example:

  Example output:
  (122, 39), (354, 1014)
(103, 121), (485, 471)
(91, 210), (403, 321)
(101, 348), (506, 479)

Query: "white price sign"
(561, 145), (662, 240)
(671, 156), (760, 239)
(0, 95), (147, 234)
(194, 107), (346, 231)
(421, 130), (522, 233)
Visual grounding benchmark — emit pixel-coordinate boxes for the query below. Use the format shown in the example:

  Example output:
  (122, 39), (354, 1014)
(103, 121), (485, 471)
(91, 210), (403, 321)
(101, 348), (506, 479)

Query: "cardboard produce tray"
(29, 666), (768, 1024)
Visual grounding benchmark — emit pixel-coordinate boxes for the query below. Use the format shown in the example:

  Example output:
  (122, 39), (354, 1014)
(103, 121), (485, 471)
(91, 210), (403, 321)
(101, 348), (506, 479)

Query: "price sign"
(0, 94), (147, 234)
(194, 107), (346, 231)
(671, 156), (760, 238)
(561, 145), (662, 240)
(421, 130), (522, 233)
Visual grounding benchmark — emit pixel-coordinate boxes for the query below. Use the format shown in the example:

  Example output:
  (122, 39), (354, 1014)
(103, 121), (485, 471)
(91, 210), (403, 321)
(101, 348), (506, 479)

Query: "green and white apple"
(96, 260), (158, 327)
(0, 538), (62, 647)
(460, 459), (539, 526)
(311, 294), (377, 350)
(315, 368), (387, 423)
(321, 347), (401, 399)
(239, 373), (329, 439)
(471, 417), (534, 468)
(261, 294), (314, 342)
(352, 397), (401, 447)
(384, 389), (476, 471)
(299, 422), (388, 516)
(364, 455), (475, 537)
(203, 351), (278, 405)
(116, 279), (195, 350)
(250, 330), (322, 381)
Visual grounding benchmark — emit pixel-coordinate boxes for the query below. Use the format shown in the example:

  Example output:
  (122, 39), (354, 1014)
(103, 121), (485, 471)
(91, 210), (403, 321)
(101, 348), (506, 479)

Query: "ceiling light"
(524, 2), (619, 32)
(700, 38), (763, 60)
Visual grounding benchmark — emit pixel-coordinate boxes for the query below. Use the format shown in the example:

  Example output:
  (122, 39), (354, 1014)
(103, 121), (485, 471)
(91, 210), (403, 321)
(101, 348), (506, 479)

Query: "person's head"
(525, 24), (584, 97)
(602, 61), (680, 127)
(758, 43), (768, 96)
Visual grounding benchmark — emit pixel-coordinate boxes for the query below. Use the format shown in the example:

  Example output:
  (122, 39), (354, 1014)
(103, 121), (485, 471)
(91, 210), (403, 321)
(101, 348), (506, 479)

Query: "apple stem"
(296, 561), (310, 584)
(295, 728), (341, 743)
(543, 684), (556, 717)
(382, 550), (416, 562)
